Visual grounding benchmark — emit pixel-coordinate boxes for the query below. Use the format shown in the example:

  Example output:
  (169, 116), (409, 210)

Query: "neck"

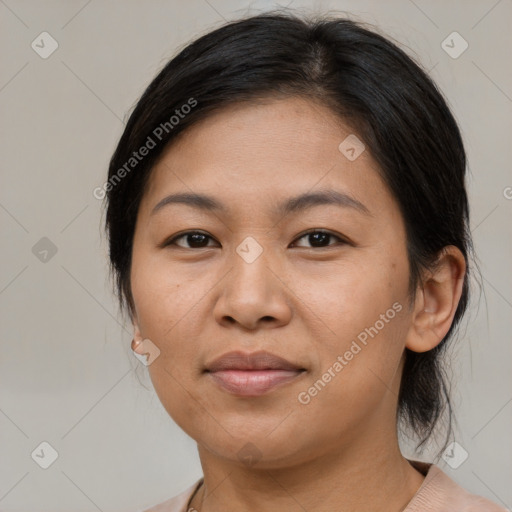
(190, 430), (425, 512)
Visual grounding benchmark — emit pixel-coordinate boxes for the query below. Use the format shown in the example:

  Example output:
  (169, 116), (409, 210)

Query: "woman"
(103, 11), (506, 512)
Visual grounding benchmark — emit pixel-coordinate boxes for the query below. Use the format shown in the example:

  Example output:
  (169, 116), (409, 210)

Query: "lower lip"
(208, 369), (304, 396)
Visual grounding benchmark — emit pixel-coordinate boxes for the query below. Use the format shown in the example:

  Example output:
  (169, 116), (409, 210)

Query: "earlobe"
(406, 246), (466, 353)
(131, 312), (143, 342)
(131, 316), (144, 353)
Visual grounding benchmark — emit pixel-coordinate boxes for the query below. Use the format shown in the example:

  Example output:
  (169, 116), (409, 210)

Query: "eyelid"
(291, 228), (350, 248)
(161, 230), (217, 249)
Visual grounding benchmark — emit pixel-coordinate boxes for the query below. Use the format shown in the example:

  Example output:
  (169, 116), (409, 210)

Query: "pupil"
(189, 233), (208, 247)
(310, 232), (328, 247)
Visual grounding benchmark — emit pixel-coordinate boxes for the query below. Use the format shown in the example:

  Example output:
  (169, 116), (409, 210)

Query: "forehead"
(141, 96), (393, 219)
(154, 96), (354, 171)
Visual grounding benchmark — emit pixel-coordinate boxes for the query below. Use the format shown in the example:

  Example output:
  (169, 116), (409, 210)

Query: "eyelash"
(163, 229), (349, 250)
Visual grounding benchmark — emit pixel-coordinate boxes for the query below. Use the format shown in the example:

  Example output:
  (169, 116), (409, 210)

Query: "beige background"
(1, 0), (511, 510)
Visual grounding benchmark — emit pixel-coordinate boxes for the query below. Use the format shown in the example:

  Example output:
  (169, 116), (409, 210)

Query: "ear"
(406, 246), (466, 353)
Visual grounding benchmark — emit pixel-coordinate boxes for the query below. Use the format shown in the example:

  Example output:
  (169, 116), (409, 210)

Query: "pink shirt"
(140, 460), (507, 511)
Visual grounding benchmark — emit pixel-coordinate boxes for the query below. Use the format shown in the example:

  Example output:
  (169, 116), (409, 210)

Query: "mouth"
(204, 350), (306, 397)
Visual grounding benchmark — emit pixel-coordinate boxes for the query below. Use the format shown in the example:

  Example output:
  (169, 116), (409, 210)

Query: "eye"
(291, 229), (348, 249)
(163, 229), (348, 250)
(164, 230), (218, 249)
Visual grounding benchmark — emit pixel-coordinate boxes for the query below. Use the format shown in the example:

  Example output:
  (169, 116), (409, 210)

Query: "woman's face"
(130, 96), (415, 468)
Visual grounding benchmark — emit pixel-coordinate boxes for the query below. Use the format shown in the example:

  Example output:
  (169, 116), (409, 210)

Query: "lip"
(205, 350), (306, 397)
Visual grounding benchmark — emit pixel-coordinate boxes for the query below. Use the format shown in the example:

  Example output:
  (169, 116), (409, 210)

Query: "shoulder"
(138, 478), (203, 512)
(406, 460), (507, 512)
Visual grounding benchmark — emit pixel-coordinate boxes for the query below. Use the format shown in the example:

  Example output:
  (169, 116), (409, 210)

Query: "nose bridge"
(235, 234), (267, 266)
(213, 234), (291, 328)
(231, 234), (274, 295)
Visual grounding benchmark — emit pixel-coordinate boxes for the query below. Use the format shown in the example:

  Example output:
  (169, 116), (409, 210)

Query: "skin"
(130, 96), (466, 512)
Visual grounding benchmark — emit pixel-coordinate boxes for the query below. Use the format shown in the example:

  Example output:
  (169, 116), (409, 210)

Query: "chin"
(194, 429), (319, 470)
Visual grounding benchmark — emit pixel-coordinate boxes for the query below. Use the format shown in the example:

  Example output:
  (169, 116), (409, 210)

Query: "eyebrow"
(150, 189), (371, 217)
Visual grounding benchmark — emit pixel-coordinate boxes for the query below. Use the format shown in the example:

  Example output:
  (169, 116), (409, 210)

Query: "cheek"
(297, 256), (410, 402)
(301, 256), (406, 349)
(131, 245), (194, 335)
(294, 306), (410, 443)
(131, 259), (206, 432)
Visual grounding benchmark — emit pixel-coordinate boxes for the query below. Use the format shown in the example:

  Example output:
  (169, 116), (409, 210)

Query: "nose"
(212, 243), (293, 331)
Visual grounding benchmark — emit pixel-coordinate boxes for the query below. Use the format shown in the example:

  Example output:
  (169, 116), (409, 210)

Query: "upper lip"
(205, 350), (304, 372)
